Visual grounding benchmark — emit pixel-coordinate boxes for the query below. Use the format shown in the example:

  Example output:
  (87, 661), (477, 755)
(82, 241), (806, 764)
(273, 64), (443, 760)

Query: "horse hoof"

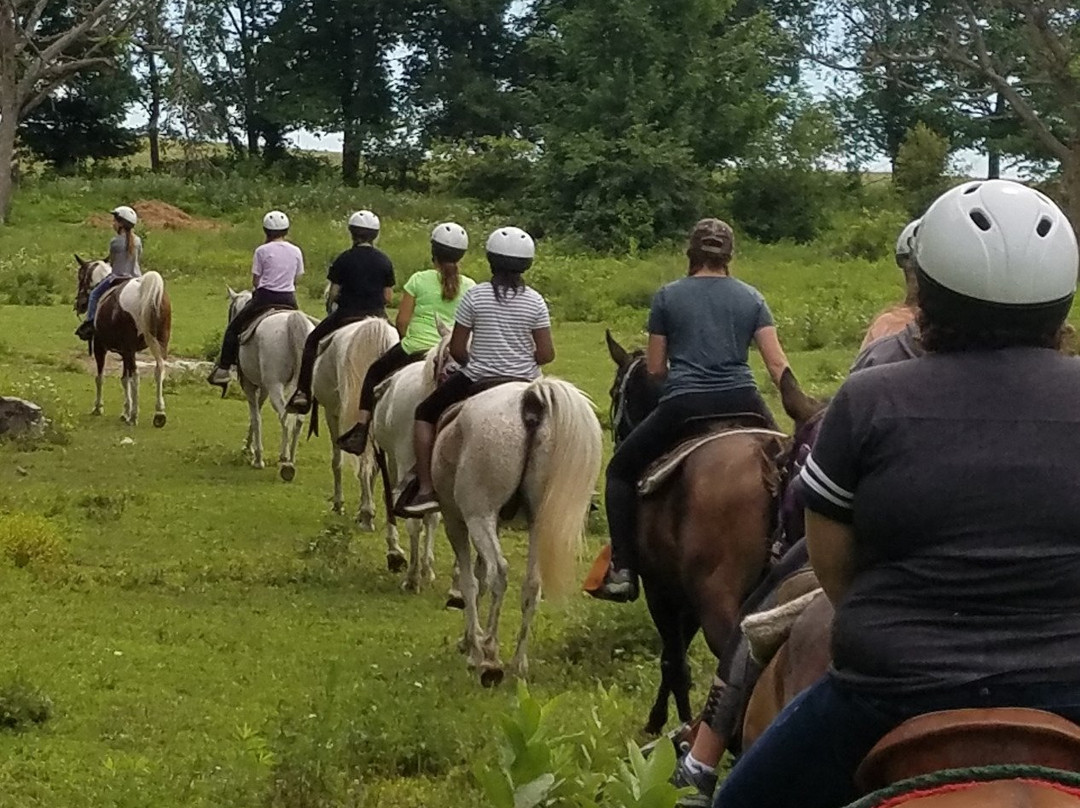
(386, 553), (407, 573)
(445, 594), (466, 610)
(357, 517), (375, 533)
(91, 409), (102, 417)
(401, 578), (421, 594)
(279, 465), (295, 482)
(331, 503), (344, 515)
(479, 665), (504, 688)
(153, 413), (166, 428)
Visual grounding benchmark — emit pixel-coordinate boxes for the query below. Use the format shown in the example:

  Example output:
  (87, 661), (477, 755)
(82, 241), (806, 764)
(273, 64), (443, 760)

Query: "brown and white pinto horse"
(74, 256), (172, 427)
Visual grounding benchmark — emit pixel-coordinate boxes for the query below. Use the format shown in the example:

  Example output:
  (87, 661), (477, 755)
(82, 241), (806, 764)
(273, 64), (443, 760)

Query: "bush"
(427, 136), (538, 204)
(0, 513), (67, 568)
(826, 207), (908, 262)
(894, 123), (953, 218)
(0, 673), (52, 731)
(728, 165), (837, 243)
(0, 268), (58, 305)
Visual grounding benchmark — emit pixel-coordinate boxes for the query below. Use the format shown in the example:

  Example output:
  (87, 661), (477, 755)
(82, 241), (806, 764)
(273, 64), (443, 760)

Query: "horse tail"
(285, 311), (313, 384)
(308, 398), (320, 439)
(522, 377), (603, 598)
(339, 318), (397, 431)
(137, 272), (168, 359)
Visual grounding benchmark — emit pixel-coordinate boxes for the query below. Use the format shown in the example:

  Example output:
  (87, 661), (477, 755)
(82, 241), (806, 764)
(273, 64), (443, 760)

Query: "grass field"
(0, 174), (902, 807)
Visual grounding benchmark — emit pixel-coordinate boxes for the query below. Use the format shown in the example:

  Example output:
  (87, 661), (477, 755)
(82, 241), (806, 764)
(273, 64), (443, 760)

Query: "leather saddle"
(238, 307), (302, 344)
(856, 708), (1080, 794)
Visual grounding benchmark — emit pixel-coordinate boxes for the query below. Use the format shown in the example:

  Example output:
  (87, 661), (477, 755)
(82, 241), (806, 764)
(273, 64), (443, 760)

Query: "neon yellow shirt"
(400, 269), (476, 355)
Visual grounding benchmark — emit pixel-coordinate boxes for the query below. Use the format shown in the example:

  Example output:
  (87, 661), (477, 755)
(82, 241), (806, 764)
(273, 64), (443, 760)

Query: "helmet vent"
(963, 183), (982, 195)
(969, 210), (992, 231)
(1037, 217), (1053, 237)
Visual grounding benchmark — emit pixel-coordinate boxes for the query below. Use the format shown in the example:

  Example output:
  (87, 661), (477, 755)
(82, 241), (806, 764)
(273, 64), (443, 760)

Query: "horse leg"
(356, 450), (376, 531)
(244, 381), (264, 469)
(673, 608), (700, 726)
(121, 352), (138, 425)
(266, 382), (295, 481)
(152, 354), (166, 428)
(642, 582), (692, 735)
(421, 513), (439, 584)
(375, 448), (406, 573)
(328, 414), (344, 514)
(508, 533), (542, 680)
(92, 342), (106, 415)
(445, 511), (483, 670)
(402, 518), (422, 593)
(283, 410), (303, 482)
(469, 513), (508, 687)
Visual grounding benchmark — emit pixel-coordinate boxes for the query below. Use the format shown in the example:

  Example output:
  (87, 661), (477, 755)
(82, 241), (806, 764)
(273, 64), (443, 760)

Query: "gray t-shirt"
(647, 275), (773, 401)
(108, 234), (142, 278)
(455, 282), (551, 382)
(850, 321), (923, 373)
(798, 348), (1080, 695)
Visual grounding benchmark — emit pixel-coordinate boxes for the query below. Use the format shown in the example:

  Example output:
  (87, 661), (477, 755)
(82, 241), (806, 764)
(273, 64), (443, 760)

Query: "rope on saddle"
(846, 764), (1080, 808)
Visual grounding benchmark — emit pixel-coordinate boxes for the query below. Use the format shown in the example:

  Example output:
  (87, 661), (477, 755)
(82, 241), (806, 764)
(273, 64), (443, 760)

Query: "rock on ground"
(0, 397), (44, 438)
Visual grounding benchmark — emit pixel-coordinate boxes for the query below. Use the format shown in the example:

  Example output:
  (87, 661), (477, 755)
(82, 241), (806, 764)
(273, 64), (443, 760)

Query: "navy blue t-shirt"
(647, 275), (773, 401)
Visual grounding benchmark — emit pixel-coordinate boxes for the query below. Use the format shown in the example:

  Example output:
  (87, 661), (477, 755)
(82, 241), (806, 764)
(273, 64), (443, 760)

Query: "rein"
(610, 355), (644, 446)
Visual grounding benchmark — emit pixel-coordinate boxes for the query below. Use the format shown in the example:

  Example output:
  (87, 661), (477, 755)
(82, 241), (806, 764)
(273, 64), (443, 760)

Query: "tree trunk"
(988, 148), (1000, 180)
(342, 125), (360, 187)
(1063, 153), (1080, 235)
(147, 48), (162, 172)
(0, 104), (18, 225)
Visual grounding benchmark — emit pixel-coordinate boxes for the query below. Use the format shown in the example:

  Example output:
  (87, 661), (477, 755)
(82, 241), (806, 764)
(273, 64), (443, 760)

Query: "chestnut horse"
(602, 331), (822, 734)
(74, 257), (172, 427)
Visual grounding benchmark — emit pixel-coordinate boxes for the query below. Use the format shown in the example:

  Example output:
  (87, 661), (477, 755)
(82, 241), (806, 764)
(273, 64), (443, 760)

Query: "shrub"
(201, 329), (223, 363)
(0, 673), (52, 730)
(894, 123), (953, 218)
(728, 165), (837, 243)
(826, 207), (908, 262)
(427, 136), (537, 204)
(0, 513), (67, 568)
(0, 268), (58, 305)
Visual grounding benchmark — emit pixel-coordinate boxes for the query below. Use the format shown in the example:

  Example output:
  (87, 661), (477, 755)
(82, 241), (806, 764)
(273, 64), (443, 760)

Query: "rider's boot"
(337, 421), (370, 455)
(286, 390), (311, 415)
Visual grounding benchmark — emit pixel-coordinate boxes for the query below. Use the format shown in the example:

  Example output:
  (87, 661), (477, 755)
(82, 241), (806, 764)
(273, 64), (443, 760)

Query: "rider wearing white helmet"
(287, 210), (393, 413)
(858, 218), (922, 351)
(208, 210), (304, 389)
(717, 179), (1080, 808)
(396, 226), (554, 517)
(336, 222), (476, 454)
(75, 205), (144, 341)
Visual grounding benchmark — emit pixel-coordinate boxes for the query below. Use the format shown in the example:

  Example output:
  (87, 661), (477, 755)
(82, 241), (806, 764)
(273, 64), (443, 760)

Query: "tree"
(893, 122), (953, 217)
(809, 1), (1080, 225)
(0, 0), (142, 222)
(265, 0), (405, 185)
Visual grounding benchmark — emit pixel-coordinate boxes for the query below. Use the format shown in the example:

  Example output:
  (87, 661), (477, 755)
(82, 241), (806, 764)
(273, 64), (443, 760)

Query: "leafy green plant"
(476, 682), (690, 808)
(0, 672), (52, 730)
(0, 512), (67, 568)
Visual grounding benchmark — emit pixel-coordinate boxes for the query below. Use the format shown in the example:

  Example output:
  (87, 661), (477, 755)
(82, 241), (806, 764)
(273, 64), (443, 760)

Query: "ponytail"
(124, 224), (136, 258)
(432, 240), (466, 301)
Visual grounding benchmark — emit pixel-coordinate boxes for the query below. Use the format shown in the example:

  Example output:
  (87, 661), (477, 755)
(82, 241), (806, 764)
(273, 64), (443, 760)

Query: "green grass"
(0, 174), (891, 806)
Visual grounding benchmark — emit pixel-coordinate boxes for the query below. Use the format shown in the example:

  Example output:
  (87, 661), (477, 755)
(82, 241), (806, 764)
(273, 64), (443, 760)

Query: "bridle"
(610, 355), (646, 446)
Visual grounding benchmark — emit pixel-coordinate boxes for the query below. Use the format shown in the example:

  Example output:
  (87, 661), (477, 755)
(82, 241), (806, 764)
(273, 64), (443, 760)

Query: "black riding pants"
(414, 370), (476, 425)
(701, 538), (809, 746)
(295, 309), (357, 397)
(359, 342), (427, 413)
(220, 289), (297, 369)
(605, 387), (777, 571)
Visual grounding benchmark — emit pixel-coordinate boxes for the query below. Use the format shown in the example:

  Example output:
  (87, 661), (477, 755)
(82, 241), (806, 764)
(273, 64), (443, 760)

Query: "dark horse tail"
(307, 398), (319, 439)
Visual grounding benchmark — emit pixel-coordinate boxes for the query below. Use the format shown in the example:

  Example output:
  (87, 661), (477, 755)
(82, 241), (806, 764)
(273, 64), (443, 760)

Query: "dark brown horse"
(75, 256), (172, 427)
(600, 331), (822, 734)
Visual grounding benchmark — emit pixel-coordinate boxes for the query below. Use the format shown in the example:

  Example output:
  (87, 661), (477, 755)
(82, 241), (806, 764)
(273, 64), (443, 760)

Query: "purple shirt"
(252, 241), (304, 292)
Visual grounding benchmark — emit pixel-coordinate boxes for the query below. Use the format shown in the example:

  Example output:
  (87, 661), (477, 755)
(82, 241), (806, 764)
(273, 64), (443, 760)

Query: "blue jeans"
(715, 674), (1080, 808)
(85, 276), (115, 321)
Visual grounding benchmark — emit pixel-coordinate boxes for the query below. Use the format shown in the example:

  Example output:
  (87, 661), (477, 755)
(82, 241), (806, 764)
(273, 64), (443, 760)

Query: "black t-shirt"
(797, 348), (1080, 695)
(327, 245), (395, 317)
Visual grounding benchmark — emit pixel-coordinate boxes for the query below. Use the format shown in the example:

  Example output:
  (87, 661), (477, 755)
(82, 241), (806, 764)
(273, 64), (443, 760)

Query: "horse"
(225, 288), (315, 481)
(369, 325), (458, 594)
(432, 376), (602, 685)
(309, 317), (409, 570)
(602, 330), (822, 734)
(74, 256), (172, 428)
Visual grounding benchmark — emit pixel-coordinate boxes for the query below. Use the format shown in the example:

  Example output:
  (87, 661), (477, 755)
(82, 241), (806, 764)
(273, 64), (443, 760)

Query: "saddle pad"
(238, 308), (306, 344)
(637, 427), (787, 497)
(95, 280), (128, 316)
(741, 585), (824, 666)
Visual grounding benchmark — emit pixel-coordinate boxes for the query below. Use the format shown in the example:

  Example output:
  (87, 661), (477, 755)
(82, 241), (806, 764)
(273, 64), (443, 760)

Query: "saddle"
(238, 307), (312, 344)
(314, 315), (376, 358)
(856, 709), (1080, 794)
(433, 376), (528, 434)
(97, 277), (131, 310)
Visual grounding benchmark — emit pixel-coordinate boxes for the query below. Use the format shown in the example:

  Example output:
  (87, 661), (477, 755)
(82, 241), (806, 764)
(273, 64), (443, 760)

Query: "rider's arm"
(754, 326), (791, 388)
(384, 286), (394, 306)
(396, 293), (416, 338)
(534, 328), (555, 365)
(449, 323), (470, 365)
(806, 510), (856, 604)
(646, 334), (668, 380)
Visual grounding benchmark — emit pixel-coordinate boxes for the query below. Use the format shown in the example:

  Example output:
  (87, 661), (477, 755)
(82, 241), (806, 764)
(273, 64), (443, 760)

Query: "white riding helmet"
(915, 179), (1077, 306)
(112, 206), (138, 226)
(895, 219), (920, 258)
(263, 210), (290, 231)
(486, 226), (535, 259)
(432, 222), (468, 250)
(348, 210), (380, 230)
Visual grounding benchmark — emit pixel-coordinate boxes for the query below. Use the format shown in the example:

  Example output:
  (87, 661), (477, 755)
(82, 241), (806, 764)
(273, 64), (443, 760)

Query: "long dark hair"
(432, 241), (466, 301)
(115, 216), (136, 257)
(488, 253), (531, 302)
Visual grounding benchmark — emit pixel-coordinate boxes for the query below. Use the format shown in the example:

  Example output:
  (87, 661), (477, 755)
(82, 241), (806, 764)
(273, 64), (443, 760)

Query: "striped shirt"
(455, 282), (551, 381)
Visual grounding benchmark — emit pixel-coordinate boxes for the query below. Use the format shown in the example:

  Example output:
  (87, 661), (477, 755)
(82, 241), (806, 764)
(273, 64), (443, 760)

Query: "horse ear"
(74, 254), (87, 268)
(779, 369), (824, 427)
(605, 329), (631, 368)
(435, 316), (451, 338)
(226, 286), (237, 299)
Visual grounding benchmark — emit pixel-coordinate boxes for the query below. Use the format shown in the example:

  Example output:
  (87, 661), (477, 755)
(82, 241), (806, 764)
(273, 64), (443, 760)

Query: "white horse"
(226, 288), (315, 481)
(310, 318), (409, 568)
(74, 257), (171, 427)
(432, 377), (603, 685)
(370, 326), (457, 593)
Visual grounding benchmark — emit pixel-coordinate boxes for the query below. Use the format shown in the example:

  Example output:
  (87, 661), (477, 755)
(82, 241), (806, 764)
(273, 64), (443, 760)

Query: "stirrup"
(286, 391), (311, 415)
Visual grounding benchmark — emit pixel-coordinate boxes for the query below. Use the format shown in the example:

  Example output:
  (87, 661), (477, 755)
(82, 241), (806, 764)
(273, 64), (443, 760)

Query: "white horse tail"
(284, 311), (312, 382)
(339, 318), (398, 427)
(522, 377), (603, 598)
(136, 271), (168, 358)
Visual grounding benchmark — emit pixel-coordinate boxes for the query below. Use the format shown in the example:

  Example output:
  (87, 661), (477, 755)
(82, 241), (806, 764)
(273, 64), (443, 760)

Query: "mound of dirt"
(86, 200), (220, 231)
